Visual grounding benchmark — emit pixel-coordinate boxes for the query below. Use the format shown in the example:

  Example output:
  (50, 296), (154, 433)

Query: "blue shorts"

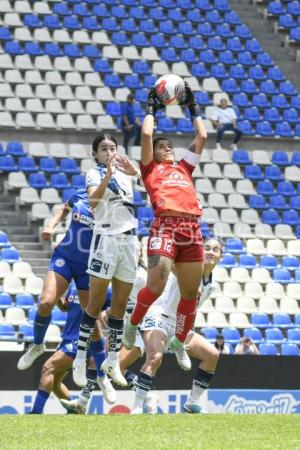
(57, 339), (92, 360)
(48, 249), (89, 290)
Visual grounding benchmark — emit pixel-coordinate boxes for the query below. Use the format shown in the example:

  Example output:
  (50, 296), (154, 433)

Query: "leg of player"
(183, 332), (219, 413)
(73, 275), (110, 387)
(101, 277), (134, 387)
(119, 345), (143, 388)
(60, 367), (98, 415)
(123, 255), (173, 349)
(131, 330), (165, 414)
(18, 272), (69, 370)
(30, 350), (72, 414)
(169, 261), (203, 371)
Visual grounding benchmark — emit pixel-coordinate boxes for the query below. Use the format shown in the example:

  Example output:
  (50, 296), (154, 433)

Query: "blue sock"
(90, 338), (106, 378)
(31, 389), (50, 414)
(33, 312), (52, 345)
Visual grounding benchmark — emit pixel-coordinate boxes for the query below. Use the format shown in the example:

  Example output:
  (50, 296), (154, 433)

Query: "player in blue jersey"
(73, 134), (140, 388)
(18, 189), (96, 370)
(30, 282), (115, 414)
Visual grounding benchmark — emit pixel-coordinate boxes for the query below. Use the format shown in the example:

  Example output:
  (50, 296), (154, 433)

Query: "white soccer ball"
(154, 74), (186, 106)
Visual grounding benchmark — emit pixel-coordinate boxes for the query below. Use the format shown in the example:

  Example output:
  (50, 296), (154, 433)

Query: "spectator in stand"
(235, 336), (259, 355)
(211, 98), (243, 151)
(121, 93), (141, 154)
(214, 334), (231, 354)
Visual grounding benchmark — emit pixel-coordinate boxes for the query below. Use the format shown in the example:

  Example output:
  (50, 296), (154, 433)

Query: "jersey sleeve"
(139, 159), (156, 182)
(67, 190), (78, 208)
(86, 168), (101, 188)
(180, 151), (201, 176)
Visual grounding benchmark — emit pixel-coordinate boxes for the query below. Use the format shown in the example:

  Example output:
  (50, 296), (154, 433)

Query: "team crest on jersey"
(149, 237), (162, 250)
(169, 171), (183, 180)
(72, 212), (80, 221)
(55, 258), (65, 268)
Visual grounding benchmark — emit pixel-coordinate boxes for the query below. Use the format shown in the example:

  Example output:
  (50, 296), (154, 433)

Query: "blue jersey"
(56, 189), (94, 264)
(61, 283), (83, 341)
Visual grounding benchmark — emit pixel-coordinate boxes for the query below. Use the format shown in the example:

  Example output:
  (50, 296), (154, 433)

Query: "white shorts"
(140, 313), (176, 348)
(87, 232), (137, 283)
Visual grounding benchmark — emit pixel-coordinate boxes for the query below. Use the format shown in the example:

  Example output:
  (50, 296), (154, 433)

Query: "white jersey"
(148, 273), (215, 324)
(86, 165), (138, 235)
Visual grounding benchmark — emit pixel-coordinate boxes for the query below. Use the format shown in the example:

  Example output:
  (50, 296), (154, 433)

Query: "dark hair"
(204, 236), (225, 253)
(152, 137), (173, 151)
(127, 93), (134, 101)
(92, 134), (117, 154)
(215, 334), (224, 351)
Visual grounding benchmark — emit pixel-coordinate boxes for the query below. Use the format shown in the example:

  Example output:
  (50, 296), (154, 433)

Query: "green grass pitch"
(0, 415), (299, 450)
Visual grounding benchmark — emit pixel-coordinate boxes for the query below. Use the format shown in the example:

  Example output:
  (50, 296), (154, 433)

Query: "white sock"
(75, 350), (87, 360)
(78, 395), (88, 408)
(132, 389), (147, 410)
(187, 385), (205, 404)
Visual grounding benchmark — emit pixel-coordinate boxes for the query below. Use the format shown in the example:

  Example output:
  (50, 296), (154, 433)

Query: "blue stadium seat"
(50, 173), (70, 190)
(277, 181), (296, 196)
(247, 66), (266, 82)
(23, 14), (42, 28)
(256, 121), (275, 137)
(149, 7), (166, 21)
(43, 15), (61, 29)
(0, 144), (5, 156)
(4, 41), (23, 55)
(225, 238), (245, 254)
(260, 80), (277, 95)
(121, 18), (137, 32)
(256, 52), (273, 67)
(44, 43), (62, 57)
(244, 165), (264, 181)
(188, 36), (205, 50)
(52, 308), (67, 326)
(273, 268), (292, 284)
(62, 189), (76, 203)
(264, 108), (281, 123)
(269, 195), (288, 210)
(63, 16), (81, 30)
(295, 314), (300, 327)
(290, 27), (300, 42)
(29, 173), (48, 189)
(222, 327), (240, 345)
(111, 32), (129, 47)
(64, 44), (81, 58)
(283, 108), (300, 124)
(208, 36), (225, 51)
(259, 343), (277, 355)
(140, 19), (157, 34)
(272, 94), (289, 109)
(239, 253), (256, 269)
(245, 38), (262, 54)
(24, 42), (42, 56)
(181, 49), (198, 63)
(219, 253), (236, 269)
(276, 122), (294, 137)
(106, 102), (122, 116)
(281, 344), (300, 356)
(295, 124), (300, 137)
(191, 63), (209, 78)
(0, 293), (13, 309)
(112, 5), (128, 18)
(224, 10), (240, 25)
(149, 34), (166, 48)
(248, 194), (268, 210)
(73, 4), (90, 16)
(0, 27), (12, 41)
(39, 157), (59, 174)
(161, 48), (179, 62)
(232, 149), (252, 165)
(268, 1), (285, 16)
(243, 328), (263, 344)
(206, 10), (223, 24)
(196, 0), (213, 11)
(262, 209), (280, 225)
(280, 81), (297, 97)
(53, 3), (70, 15)
(124, 75), (142, 90)
(83, 45), (100, 59)
(265, 166), (284, 181)
(18, 157), (38, 173)
(0, 232), (10, 249)
(265, 328), (285, 344)
(287, 1), (300, 16)
(271, 150), (289, 166)
(159, 0), (176, 7)
(211, 63), (228, 79)
(251, 313), (271, 328)
(15, 294), (35, 310)
(244, 106), (261, 122)
(222, 78), (239, 94)
(282, 209), (299, 225)
(0, 324), (16, 340)
(178, 22), (196, 36)
(233, 93), (250, 107)
(131, 6), (147, 19)
(1, 247), (21, 263)
(60, 159), (79, 175)
(133, 191), (146, 207)
(194, 92), (212, 106)
(229, 65), (247, 80)
(200, 49), (217, 64)
(219, 51), (235, 66)
(102, 18), (119, 31)
(104, 74), (122, 88)
(83, 17), (100, 31)
(252, 93), (270, 109)
(273, 313), (293, 329)
(157, 118), (176, 133)
(291, 152), (300, 166)
(282, 256), (299, 271)
(226, 37), (243, 52)
(237, 120), (255, 135)
(159, 20), (175, 35)
(0, 156), (18, 172)
(240, 79), (258, 94)
(18, 324), (34, 341)
(143, 75), (158, 89)
(6, 142), (26, 157)
(235, 24), (252, 39)
(201, 327), (217, 342)
(238, 51), (255, 66)
(268, 66), (285, 82)
(287, 329), (300, 344)
(177, 119), (194, 133)
(197, 22), (215, 37)
(260, 255), (277, 270)
(216, 23), (233, 38)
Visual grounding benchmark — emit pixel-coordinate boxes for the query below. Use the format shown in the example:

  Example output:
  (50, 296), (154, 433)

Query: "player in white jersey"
(73, 134), (139, 388)
(130, 238), (224, 414)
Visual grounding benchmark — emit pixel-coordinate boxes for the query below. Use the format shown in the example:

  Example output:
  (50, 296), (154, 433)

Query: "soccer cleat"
(169, 338), (191, 371)
(60, 399), (86, 415)
(182, 403), (202, 414)
(72, 358), (87, 387)
(145, 392), (159, 414)
(97, 375), (117, 404)
(101, 356), (127, 387)
(122, 321), (138, 350)
(17, 344), (45, 370)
